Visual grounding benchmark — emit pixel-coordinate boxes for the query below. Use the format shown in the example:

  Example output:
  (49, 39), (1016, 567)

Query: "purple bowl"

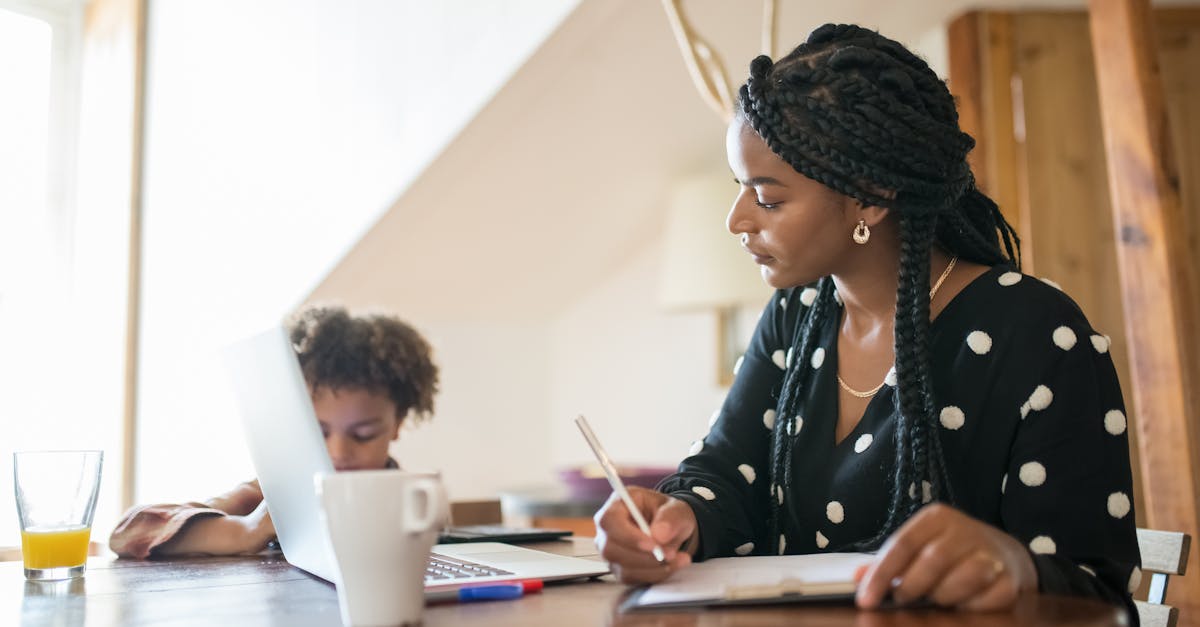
(558, 464), (677, 500)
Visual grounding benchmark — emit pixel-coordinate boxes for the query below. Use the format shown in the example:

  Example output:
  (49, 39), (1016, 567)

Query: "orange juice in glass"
(13, 450), (103, 580)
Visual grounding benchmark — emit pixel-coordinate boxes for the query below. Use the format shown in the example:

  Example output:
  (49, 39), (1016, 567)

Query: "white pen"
(574, 414), (667, 564)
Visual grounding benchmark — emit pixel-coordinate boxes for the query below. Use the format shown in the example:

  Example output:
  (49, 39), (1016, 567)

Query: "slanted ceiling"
(306, 0), (1107, 322)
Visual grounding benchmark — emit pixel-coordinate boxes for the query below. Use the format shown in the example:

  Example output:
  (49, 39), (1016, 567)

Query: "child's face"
(311, 386), (401, 471)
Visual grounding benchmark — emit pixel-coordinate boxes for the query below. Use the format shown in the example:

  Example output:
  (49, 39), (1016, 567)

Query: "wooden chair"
(1136, 528), (1191, 627)
(448, 499), (503, 526)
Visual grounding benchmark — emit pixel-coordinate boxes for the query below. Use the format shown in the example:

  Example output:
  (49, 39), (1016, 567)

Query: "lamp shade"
(658, 175), (773, 311)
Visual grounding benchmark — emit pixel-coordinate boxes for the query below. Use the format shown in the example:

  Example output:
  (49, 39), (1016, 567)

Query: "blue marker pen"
(425, 580), (543, 604)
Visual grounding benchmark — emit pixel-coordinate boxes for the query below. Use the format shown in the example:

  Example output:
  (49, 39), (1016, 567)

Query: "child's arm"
(108, 480), (275, 558)
(149, 497), (276, 556)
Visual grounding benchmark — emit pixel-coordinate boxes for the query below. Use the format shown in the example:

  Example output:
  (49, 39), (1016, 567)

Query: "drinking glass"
(13, 450), (104, 580)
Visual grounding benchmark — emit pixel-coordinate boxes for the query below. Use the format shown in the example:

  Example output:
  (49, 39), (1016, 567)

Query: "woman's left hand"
(856, 504), (1038, 611)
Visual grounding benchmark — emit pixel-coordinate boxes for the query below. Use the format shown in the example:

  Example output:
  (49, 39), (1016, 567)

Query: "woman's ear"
(845, 195), (891, 228)
(858, 203), (890, 228)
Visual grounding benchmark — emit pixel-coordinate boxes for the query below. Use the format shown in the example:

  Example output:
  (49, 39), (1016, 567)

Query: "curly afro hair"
(286, 305), (438, 425)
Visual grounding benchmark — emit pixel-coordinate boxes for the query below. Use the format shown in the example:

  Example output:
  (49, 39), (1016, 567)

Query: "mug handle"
(403, 478), (444, 533)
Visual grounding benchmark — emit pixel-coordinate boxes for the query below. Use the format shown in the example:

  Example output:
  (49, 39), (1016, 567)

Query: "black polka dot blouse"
(658, 265), (1141, 613)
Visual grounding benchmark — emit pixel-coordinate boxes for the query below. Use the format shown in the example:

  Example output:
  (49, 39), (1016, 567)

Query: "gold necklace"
(836, 256), (959, 398)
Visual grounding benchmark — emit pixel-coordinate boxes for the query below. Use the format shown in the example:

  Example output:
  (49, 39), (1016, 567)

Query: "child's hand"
(240, 498), (276, 552)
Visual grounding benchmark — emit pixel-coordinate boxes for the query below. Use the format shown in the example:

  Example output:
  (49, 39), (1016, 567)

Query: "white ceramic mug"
(316, 470), (447, 627)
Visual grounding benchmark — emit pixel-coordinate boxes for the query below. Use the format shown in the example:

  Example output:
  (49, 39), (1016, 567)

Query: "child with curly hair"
(109, 305), (439, 558)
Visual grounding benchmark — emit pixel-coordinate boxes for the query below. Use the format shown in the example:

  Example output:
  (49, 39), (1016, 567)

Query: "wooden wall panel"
(1157, 12), (1200, 405)
(952, 5), (1200, 616)
(1089, 0), (1200, 616)
(947, 13), (1024, 253)
(1006, 12), (1146, 529)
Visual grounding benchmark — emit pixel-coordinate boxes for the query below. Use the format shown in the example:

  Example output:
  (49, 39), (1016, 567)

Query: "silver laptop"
(222, 325), (609, 588)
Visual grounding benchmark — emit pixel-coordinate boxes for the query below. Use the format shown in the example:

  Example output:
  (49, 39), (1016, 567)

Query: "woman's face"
(725, 117), (860, 289)
(311, 386), (401, 471)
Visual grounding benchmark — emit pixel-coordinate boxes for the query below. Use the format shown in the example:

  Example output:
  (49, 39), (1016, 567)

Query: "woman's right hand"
(593, 486), (698, 584)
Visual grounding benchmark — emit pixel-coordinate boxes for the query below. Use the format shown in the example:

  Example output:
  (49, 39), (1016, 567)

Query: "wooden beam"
(1088, 0), (1200, 614)
(947, 12), (1029, 269)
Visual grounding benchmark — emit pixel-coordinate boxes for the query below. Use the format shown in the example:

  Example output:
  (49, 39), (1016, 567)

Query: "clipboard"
(618, 552), (875, 612)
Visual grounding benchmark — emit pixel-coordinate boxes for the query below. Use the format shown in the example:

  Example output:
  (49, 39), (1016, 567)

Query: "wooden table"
(2, 538), (1130, 626)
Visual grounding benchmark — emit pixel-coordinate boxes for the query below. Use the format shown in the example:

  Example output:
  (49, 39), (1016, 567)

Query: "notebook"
(621, 552), (875, 611)
(222, 324), (610, 589)
(438, 524), (572, 544)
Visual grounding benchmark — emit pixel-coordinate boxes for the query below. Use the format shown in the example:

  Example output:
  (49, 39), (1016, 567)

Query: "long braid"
(767, 279), (836, 552)
(738, 24), (1023, 552)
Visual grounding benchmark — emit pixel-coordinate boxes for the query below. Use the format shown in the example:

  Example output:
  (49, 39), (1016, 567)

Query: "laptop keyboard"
(425, 553), (514, 582)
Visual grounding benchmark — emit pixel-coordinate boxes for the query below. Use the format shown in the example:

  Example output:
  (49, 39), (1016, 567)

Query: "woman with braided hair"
(595, 23), (1139, 615)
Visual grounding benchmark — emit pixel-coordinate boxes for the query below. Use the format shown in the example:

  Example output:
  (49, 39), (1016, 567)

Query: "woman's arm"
(861, 293), (1140, 614)
(656, 289), (796, 560)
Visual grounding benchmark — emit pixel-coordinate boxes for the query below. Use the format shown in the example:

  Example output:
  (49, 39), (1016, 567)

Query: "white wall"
(386, 321), (553, 500)
(129, 0), (999, 520)
(548, 241), (731, 473)
(134, 0), (578, 507)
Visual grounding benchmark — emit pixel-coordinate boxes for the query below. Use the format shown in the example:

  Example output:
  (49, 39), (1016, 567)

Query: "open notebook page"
(632, 552), (876, 608)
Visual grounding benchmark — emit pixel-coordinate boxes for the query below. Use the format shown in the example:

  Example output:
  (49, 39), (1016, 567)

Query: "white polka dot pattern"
(909, 481), (933, 503)
(1030, 536), (1057, 554)
(800, 287), (818, 307)
(826, 501), (844, 524)
(1080, 564), (1097, 577)
(1040, 277), (1063, 291)
(1019, 462), (1046, 487)
(1104, 409), (1127, 436)
(998, 271), (1022, 286)
(1108, 492), (1131, 519)
(772, 349), (786, 370)
(779, 296), (787, 310)
(1091, 334), (1110, 354)
(763, 409), (776, 431)
(688, 440), (703, 456)
(735, 542), (754, 556)
(709, 409), (721, 427)
(790, 416), (802, 436)
(1052, 326), (1077, 350)
(733, 355), (745, 375)
(854, 434), (873, 453)
(884, 367), (897, 387)
(1129, 567), (1142, 593)
(785, 347), (794, 369)
(816, 531), (829, 549)
(738, 464), (756, 484)
(940, 406), (965, 430)
(1001, 474), (1008, 494)
(774, 484), (784, 505)
(811, 347), (826, 369)
(779, 535), (787, 555)
(1025, 385), (1053, 415)
(692, 486), (716, 501)
(967, 331), (993, 355)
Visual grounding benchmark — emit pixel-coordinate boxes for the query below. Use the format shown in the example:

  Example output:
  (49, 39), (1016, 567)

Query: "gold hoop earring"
(853, 220), (870, 245)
